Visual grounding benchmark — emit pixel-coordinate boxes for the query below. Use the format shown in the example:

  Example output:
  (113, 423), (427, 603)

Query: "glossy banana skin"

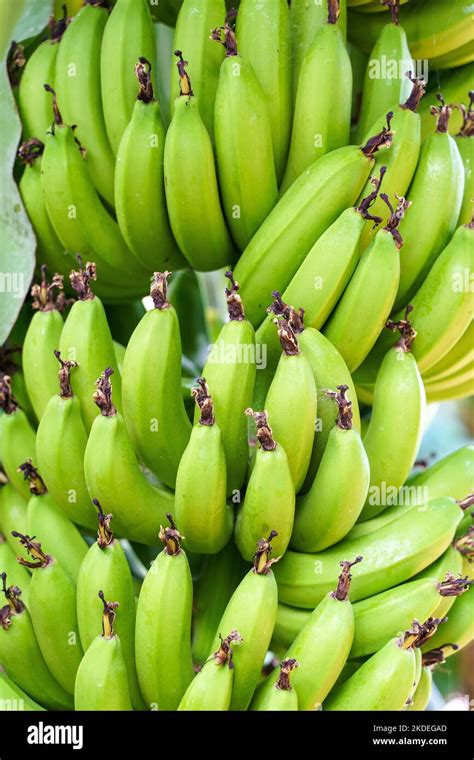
(0, 485), (30, 562)
(359, 348), (425, 521)
(59, 296), (122, 433)
(237, 0), (292, 182)
(424, 322), (474, 383)
(171, 0), (226, 141)
(0, 411), (36, 500)
(421, 586), (474, 657)
(235, 445), (295, 560)
(84, 412), (175, 545)
(257, 683), (298, 711)
(210, 568), (278, 711)
(100, 0), (157, 154)
(214, 55), (278, 251)
(77, 536), (144, 710)
(54, 3), (116, 207)
(394, 133), (464, 311)
(22, 309), (63, 421)
(27, 494), (88, 584)
(408, 666), (432, 711)
(275, 497), (463, 609)
(323, 228), (401, 372)
(198, 320), (256, 495)
(281, 19), (352, 193)
(0, 539), (31, 603)
(264, 353), (317, 492)
(135, 544), (194, 710)
(122, 305), (191, 488)
(74, 634), (132, 711)
(456, 134), (473, 226)
(178, 657), (232, 711)
(0, 604), (73, 710)
(292, 424), (370, 552)
(0, 671), (45, 710)
(414, 545), (464, 619)
(234, 146), (378, 328)
(164, 96), (235, 271)
(407, 445), (474, 503)
(253, 593), (354, 711)
(325, 637), (416, 711)
(355, 22), (412, 143)
(18, 41), (59, 139)
(36, 394), (96, 530)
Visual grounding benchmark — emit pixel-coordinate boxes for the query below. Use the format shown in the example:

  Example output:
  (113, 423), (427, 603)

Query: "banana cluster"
(1, 0), (473, 713)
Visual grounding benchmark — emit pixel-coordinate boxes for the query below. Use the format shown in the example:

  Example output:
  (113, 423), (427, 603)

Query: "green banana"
(425, 375), (474, 404)
(175, 379), (233, 554)
(74, 591), (132, 710)
(235, 410), (295, 560)
(424, 321), (474, 383)
(408, 665), (432, 711)
(0, 377), (36, 500)
(292, 386), (370, 551)
(135, 514), (194, 710)
(171, 0), (226, 141)
(256, 658), (299, 711)
(290, 0), (347, 97)
(59, 261), (123, 432)
(415, 541), (467, 619)
(121, 272), (191, 488)
(359, 312), (425, 521)
(192, 542), (247, 665)
(178, 629), (243, 711)
(100, 0), (157, 154)
(212, 16), (278, 250)
(0, 535), (31, 604)
(54, 1), (116, 207)
(17, 9), (68, 139)
(0, 484), (30, 563)
(236, 0), (292, 181)
(324, 193), (410, 372)
(164, 52), (235, 271)
(197, 272), (256, 495)
(274, 495), (466, 609)
(424, 362), (474, 395)
(22, 268), (66, 421)
(281, 0), (351, 193)
(209, 533), (279, 710)
(36, 352), (96, 530)
(422, 586), (474, 660)
(354, 0), (413, 143)
(419, 66), (473, 141)
(406, 445), (474, 505)
(263, 317), (317, 491)
(20, 462), (88, 584)
(13, 533), (83, 695)
(76, 501), (144, 710)
(252, 558), (360, 711)
(84, 368), (175, 546)
(115, 58), (184, 272)
(455, 92), (474, 226)
(233, 118), (394, 327)
(0, 574), (73, 710)
(393, 98), (465, 311)
(0, 670), (45, 711)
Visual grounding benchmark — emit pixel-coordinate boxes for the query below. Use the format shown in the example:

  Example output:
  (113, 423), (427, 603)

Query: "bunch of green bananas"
(1, 0), (473, 713)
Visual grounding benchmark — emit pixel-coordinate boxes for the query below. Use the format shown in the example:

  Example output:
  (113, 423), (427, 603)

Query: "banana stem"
(276, 658), (299, 691)
(224, 271), (245, 321)
(93, 368), (116, 417)
(159, 513), (183, 556)
(93, 499), (114, 549)
(252, 530), (280, 575)
(150, 271), (171, 310)
(361, 112), (394, 156)
(325, 385), (353, 430)
(274, 317), (300, 356)
(213, 629), (242, 669)
(99, 591), (118, 639)
(11, 532), (51, 570)
(385, 303), (417, 352)
(332, 556), (363, 601)
(191, 378), (215, 426)
(17, 460), (47, 495)
(401, 73), (426, 113)
(0, 375), (18, 414)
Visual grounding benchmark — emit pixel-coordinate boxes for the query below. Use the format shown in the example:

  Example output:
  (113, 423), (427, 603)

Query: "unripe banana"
(212, 16), (278, 250)
(424, 322), (474, 383)
(235, 410), (295, 560)
(197, 272), (256, 496)
(178, 629), (243, 711)
(252, 558), (360, 711)
(236, 0), (292, 181)
(74, 591), (132, 711)
(256, 658), (299, 711)
(59, 261), (122, 432)
(421, 586), (474, 661)
(354, 1), (413, 143)
(100, 0), (157, 154)
(0, 535), (31, 603)
(0, 377), (36, 500)
(164, 52), (235, 271)
(0, 484), (29, 563)
(415, 541), (467, 619)
(292, 386), (370, 552)
(135, 515), (194, 710)
(54, 1), (115, 207)
(17, 9), (68, 139)
(209, 534), (279, 710)
(408, 665), (432, 711)
(0, 574), (73, 710)
(22, 268), (67, 421)
(115, 59), (185, 272)
(171, 0), (226, 141)
(274, 495), (466, 609)
(13, 532), (83, 695)
(233, 118), (394, 327)
(455, 91), (474, 226)
(418, 66), (472, 141)
(84, 368), (175, 546)
(121, 272), (191, 489)
(324, 193), (410, 372)
(281, 0), (352, 193)
(0, 670), (45, 711)
(76, 501), (144, 710)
